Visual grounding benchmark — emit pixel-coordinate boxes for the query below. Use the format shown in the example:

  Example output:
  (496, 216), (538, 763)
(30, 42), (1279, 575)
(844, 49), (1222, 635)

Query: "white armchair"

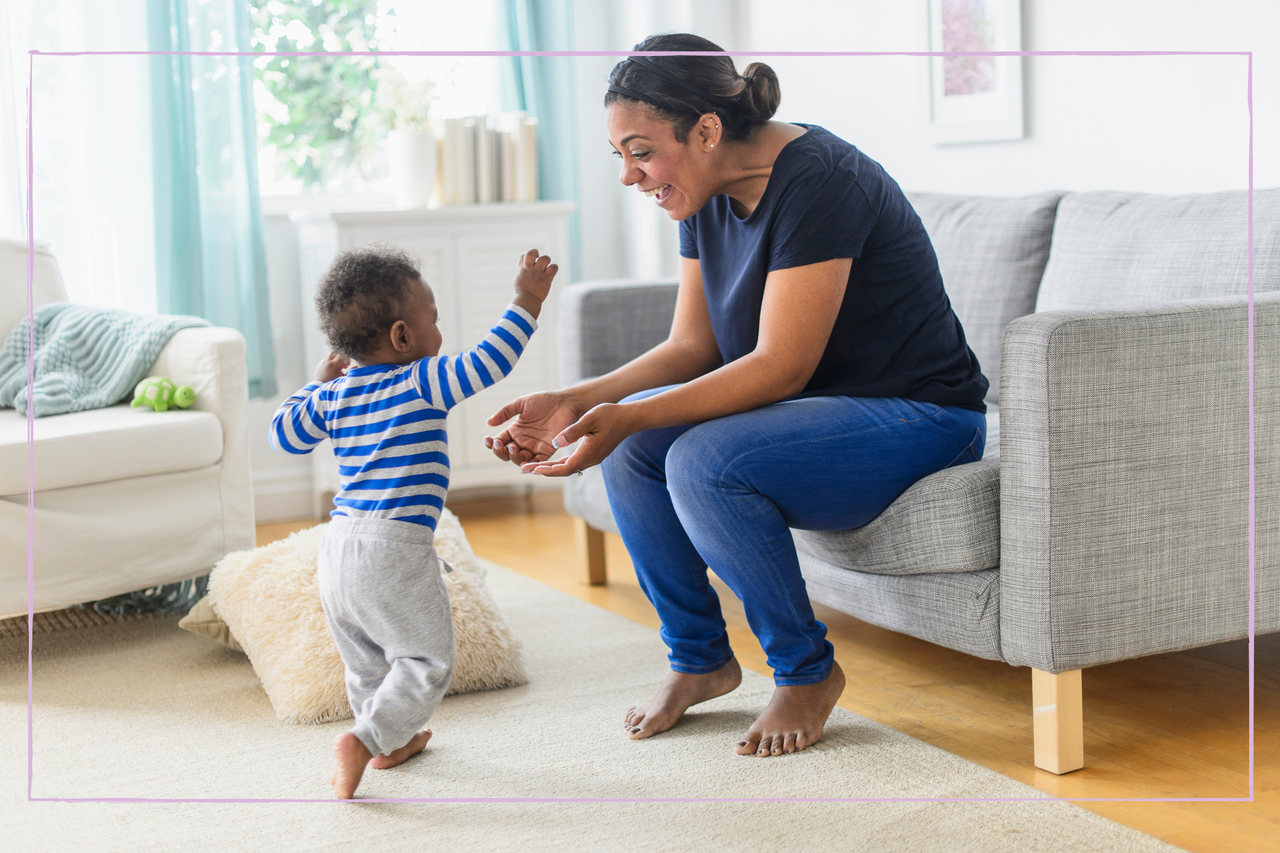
(0, 238), (255, 618)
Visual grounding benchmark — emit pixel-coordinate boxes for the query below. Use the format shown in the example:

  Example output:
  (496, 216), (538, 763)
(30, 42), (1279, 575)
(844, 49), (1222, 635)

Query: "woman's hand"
(484, 391), (584, 466)
(519, 402), (638, 477)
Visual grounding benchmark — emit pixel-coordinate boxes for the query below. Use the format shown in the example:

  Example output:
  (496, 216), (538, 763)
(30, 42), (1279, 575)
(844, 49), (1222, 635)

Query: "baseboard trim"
(252, 468), (314, 523)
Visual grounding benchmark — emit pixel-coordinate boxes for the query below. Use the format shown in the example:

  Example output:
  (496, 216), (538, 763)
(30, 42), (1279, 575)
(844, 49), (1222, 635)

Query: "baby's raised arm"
(414, 249), (558, 410)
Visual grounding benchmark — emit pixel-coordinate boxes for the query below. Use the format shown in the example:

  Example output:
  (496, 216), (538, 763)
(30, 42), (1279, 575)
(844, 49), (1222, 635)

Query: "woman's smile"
(644, 184), (674, 204)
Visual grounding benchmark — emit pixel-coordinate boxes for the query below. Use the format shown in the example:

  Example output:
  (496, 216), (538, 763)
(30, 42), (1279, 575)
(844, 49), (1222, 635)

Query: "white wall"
(743, 0), (1278, 195)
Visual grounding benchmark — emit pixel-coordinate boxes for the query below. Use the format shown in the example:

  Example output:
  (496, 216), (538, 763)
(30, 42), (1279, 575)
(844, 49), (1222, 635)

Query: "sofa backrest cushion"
(1035, 189), (1280, 313)
(908, 191), (1064, 406)
(0, 237), (68, 340)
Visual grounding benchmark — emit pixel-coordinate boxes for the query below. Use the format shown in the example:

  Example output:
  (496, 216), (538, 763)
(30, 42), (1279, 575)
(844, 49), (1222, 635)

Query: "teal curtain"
(502, 0), (580, 278)
(148, 0), (276, 398)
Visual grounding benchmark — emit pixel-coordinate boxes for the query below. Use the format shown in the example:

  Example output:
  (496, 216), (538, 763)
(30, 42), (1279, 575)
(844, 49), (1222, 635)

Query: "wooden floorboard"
(260, 491), (1278, 852)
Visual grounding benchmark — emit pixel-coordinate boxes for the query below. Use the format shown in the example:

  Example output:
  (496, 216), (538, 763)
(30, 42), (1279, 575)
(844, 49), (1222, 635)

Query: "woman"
(484, 33), (988, 758)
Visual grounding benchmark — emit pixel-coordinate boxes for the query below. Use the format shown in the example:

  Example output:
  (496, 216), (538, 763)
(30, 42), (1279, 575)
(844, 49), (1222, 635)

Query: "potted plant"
(376, 67), (438, 208)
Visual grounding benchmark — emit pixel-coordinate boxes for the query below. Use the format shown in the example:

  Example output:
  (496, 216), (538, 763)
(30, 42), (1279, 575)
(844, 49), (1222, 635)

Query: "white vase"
(388, 129), (438, 209)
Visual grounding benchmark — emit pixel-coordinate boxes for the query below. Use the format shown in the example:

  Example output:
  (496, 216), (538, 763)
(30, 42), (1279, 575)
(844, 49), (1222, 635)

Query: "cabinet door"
(452, 226), (561, 482)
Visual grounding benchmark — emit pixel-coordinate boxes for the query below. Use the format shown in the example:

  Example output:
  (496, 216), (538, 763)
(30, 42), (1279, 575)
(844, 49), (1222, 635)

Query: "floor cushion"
(183, 509), (528, 724)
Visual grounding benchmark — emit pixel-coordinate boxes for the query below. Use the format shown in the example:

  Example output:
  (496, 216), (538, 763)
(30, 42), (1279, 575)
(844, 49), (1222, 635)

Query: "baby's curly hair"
(315, 244), (423, 361)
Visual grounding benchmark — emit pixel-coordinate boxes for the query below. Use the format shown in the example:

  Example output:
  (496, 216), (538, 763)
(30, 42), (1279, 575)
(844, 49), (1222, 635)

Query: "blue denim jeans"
(601, 387), (986, 686)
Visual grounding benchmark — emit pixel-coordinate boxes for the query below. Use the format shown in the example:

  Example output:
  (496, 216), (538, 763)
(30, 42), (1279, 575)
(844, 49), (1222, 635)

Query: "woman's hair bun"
(739, 62), (781, 125)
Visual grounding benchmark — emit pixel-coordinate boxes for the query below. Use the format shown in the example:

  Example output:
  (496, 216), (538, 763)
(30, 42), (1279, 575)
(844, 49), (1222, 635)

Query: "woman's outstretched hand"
(484, 391), (583, 466)
(518, 402), (636, 478)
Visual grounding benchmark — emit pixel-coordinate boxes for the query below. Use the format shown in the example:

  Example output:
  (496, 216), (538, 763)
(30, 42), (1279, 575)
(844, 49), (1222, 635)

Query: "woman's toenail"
(738, 741), (747, 747)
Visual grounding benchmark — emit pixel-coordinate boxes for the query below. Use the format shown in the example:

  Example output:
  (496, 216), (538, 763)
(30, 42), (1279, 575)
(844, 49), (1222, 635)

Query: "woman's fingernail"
(552, 437), (564, 448)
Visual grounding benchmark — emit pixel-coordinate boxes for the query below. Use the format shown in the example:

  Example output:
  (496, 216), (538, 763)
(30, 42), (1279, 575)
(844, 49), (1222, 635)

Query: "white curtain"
(7, 0), (158, 312)
(0, 1), (22, 240)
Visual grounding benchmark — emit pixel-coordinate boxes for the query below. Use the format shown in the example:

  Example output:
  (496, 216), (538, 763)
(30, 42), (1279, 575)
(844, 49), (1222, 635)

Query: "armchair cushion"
(0, 404), (223, 494)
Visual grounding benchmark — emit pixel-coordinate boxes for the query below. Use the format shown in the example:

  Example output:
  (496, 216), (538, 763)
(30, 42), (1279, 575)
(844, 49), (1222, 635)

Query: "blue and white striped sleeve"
(269, 382), (329, 454)
(413, 304), (537, 411)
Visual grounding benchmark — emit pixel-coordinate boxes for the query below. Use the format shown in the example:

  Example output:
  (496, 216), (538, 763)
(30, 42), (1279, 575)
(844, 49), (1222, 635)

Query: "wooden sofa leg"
(1032, 668), (1084, 774)
(576, 518), (607, 585)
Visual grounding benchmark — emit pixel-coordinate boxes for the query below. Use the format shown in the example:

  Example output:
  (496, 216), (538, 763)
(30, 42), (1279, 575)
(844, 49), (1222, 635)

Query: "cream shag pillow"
(199, 509), (528, 724)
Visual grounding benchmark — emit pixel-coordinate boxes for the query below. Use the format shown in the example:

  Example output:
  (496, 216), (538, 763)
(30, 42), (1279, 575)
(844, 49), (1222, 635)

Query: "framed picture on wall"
(927, 0), (1025, 144)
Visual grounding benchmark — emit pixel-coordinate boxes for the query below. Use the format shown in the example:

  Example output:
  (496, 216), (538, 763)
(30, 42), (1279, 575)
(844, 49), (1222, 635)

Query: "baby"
(270, 244), (557, 799)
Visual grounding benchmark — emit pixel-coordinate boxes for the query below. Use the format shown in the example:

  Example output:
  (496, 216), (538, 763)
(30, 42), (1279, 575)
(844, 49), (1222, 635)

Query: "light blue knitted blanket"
(0, 303), (210, 417)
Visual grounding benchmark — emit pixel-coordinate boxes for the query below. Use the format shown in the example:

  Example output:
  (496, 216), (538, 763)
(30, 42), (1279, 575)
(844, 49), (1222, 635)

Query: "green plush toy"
(131, 376), (196, 412)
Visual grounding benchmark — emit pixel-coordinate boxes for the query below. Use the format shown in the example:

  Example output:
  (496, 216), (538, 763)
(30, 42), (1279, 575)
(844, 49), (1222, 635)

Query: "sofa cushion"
(907, 192), (1063, 406)
(799, 558), (1003, 662)
(792, 456), (1000, 576)
(1035, 188), (1280, 312)
(0, 402), (223, 494)
(567, 404), (1002, 568)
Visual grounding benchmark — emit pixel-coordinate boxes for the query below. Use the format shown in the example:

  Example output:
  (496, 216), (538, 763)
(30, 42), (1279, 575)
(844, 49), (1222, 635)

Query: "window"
(251, 0), (505, 196)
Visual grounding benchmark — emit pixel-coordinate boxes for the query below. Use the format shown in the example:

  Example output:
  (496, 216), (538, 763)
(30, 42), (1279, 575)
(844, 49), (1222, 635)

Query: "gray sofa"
(558, 188), (1280, 774)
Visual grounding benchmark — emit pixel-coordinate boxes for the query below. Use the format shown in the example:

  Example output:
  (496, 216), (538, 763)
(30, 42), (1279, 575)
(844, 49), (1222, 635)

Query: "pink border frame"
(21, 48), (1256, 805)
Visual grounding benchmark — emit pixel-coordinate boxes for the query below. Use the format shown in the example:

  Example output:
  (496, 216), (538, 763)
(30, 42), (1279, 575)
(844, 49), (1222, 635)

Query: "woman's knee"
(602, 424), (678, 487)
(665, 423), (736, 498)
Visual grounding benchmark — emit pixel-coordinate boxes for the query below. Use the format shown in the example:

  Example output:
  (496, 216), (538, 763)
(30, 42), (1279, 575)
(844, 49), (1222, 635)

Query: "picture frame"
(927, 0), (1025, 145)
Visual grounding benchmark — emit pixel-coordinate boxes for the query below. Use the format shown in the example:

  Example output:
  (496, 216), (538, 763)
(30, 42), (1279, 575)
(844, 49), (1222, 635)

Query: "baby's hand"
(314, 351), (350, 383)
(514, 248), (558, 305)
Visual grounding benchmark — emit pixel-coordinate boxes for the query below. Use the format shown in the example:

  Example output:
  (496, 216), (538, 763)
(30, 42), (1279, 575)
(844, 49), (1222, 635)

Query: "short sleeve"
(678, 217), (699, 259)
(767, 167), (873, 272)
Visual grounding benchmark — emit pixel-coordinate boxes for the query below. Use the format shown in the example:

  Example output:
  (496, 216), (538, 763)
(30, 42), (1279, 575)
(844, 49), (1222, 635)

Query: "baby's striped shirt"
(270, 304), (536, 529)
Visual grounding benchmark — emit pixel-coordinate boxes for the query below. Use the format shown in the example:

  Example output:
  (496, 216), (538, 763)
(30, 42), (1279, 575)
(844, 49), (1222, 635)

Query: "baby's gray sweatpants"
(317, 515), (456, 757)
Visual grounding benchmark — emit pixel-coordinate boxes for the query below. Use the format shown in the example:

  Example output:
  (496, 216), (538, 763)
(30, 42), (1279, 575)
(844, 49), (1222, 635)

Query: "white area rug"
(1, 560), (1177, 852)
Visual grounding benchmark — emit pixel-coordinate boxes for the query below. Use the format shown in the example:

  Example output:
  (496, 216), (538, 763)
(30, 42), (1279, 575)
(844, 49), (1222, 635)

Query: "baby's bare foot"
(736, 660), (846, 757)
(369, 729), (433, 770)
(331, 732), (373, 799)
(624, 658), (742, 739)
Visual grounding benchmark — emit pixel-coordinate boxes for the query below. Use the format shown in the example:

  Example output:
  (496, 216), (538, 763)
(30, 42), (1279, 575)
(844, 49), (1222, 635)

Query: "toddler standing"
(270, 245), (557, 798)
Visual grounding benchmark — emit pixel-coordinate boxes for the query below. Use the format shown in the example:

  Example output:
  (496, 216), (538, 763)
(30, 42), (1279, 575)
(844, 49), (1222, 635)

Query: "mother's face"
(606, 102), (715, 221)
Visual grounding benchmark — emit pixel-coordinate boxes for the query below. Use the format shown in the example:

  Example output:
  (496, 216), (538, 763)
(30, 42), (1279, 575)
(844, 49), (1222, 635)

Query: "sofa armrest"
(998, 292), (1280, 672)
(148, 326), (255, 553)
(557, 278), (679, 385)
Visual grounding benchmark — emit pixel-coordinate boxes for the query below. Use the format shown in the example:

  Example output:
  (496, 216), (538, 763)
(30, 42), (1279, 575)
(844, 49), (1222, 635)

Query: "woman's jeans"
(601, 388), (986, 686)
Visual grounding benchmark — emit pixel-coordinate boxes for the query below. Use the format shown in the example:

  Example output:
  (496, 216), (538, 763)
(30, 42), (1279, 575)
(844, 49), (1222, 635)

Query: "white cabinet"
(293, 202), (573, 511)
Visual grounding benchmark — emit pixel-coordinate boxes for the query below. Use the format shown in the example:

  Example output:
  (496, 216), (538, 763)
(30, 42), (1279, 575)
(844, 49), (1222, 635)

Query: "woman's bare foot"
(736, 660), (846, 757)
(624, 658), (742, 739)
(369, 729), (432, 770)
(330, 732), (373, 799)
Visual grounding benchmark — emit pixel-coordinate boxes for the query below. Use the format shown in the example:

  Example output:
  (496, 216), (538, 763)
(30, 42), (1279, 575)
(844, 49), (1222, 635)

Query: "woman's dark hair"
(604, 33), (781, 144)
(315, 244), (422, 361)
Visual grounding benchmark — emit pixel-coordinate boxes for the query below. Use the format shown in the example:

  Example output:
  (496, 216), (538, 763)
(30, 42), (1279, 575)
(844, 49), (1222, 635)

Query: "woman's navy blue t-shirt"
(678, 124), (988, 413)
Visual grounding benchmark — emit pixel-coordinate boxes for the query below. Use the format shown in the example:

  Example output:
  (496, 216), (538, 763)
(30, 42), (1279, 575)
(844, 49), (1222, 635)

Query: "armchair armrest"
(148, 326), (255, 553)
(998, 292), (1280, 673)
(557, 278), (678, 385)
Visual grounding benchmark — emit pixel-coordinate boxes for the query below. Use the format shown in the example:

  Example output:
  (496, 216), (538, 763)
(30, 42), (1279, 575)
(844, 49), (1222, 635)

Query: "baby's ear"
(390, 319), (411, 351)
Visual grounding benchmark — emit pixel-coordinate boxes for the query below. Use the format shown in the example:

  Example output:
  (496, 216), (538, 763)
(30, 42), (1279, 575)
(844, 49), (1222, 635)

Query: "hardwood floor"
(259, 491), (1279, 853)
